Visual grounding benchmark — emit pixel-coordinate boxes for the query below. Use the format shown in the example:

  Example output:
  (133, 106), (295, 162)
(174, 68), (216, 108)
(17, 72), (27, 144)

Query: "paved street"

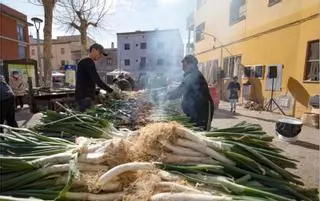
(15, 101), (319, 188)
(213, 101), (319, 189)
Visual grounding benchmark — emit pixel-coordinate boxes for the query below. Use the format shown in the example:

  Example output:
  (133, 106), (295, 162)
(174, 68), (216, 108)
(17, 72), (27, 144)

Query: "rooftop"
(117, 29), (180, 36)
(0, 3), (32, 25)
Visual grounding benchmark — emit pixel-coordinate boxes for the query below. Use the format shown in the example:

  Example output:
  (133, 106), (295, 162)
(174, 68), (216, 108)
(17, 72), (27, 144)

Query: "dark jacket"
(75, 57), (113, 100)
(0, 74), (14, 101)
(167, 68), (214, 129)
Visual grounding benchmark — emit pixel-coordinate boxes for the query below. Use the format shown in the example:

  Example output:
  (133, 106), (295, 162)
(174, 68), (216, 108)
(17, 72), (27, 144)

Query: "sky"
(2, 0), (196, 48)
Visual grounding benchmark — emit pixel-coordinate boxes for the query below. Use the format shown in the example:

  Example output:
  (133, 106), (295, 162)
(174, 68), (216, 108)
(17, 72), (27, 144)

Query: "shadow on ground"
(213, 109), (237, 119)
(15, 108), (34, 127)
(291, 140), (320, 151)
(236, 113), (280, 123)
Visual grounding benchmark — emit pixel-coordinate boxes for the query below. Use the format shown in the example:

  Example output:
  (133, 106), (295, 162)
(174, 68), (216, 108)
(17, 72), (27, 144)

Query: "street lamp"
(31, 17), (43, 84)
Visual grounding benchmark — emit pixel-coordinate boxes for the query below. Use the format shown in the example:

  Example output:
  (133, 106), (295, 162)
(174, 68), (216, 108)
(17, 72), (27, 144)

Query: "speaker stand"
(263, 78), (286, 115)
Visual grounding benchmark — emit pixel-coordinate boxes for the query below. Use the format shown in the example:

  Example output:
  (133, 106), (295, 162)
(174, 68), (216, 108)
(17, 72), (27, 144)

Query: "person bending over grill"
(166, 55), (214, 131)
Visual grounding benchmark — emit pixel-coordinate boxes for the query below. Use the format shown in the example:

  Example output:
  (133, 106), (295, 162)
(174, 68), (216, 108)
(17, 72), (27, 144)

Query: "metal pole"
(36, 29), (42, 84)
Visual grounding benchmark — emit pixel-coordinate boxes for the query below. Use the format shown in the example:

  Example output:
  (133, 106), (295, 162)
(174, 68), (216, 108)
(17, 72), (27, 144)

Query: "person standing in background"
(76, 43), (115, 112)
(227, 76), (241, 114)
(9, 71), (25, 109)
(0, 74), (18, 133)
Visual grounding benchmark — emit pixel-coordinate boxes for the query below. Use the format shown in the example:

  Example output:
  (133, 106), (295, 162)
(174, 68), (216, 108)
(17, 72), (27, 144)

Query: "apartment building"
(117, 29), (184, 78)
(188, 0), (319, 117)
(95, 42), (118, 81)
(29, 35), (96, 71)
(0, 3), (31, 62)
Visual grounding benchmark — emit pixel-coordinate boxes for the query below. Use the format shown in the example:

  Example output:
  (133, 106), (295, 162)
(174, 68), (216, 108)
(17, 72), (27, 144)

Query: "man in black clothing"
(167, 55), (214, 131)
(0, 74), (18, 133)
(76, 43), (114, 112)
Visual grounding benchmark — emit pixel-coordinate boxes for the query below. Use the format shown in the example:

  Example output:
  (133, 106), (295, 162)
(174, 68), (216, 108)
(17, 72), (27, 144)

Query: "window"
(107, 58), (112, 65)
(140, 42), (147, 49)
(157, 59), (164, 66)
(157, 42), (164, 49)
(304, 40), (319, 81)
(61, 48), (65, 55)
(31, 49), (35, 56)
(223, 55), (241, 78)
(196, 0), (206, 9)
(254, 65), (265, 78)
(229, 0), (246, 25)
(244, 67), (253, 77)
(124, 43), (130, 50)
(17, 24), (24, 41)
(268, 0), (281, 7)
(124, 59), (130, 66)
(18, 44), (26, 59)
(140, 57), (146, 69)
(195, 23), (205, 42)
(61, 60), (66, 66)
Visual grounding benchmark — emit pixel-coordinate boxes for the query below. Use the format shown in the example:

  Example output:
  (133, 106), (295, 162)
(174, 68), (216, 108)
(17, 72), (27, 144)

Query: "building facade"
(0, 4), (31, 62)
(188, 0), (320, 117)
(29, 35), (96, 71)
(117, 29), (184, 78)
(95, 42), (118, 82)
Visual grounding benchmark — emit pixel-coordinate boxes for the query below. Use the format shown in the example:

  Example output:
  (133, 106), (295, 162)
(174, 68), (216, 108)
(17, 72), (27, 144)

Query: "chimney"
(111, 42), (114, 49)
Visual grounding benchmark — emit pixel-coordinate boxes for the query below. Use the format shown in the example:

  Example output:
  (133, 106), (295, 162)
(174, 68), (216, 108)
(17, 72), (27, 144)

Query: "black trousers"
(77, 97), (93, 112)
(0, 96), (18, 133)
(15, 96), (24, 108)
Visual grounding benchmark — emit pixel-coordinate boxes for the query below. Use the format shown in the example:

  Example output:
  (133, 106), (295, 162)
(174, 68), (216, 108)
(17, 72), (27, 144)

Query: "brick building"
(0, 3), (31, 62)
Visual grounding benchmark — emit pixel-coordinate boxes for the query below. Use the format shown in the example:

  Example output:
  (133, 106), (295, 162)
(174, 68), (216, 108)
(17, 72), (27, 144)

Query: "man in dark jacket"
(167, 55), (214, 131)
(0, 74), (18, 133)
(76, 43), (114, 112)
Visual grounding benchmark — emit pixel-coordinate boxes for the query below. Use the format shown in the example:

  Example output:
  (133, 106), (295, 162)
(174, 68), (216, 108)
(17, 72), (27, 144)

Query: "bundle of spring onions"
(0, 125), (234, 201)
(0, 122), (318, 201)
(34, 110), (127, 141)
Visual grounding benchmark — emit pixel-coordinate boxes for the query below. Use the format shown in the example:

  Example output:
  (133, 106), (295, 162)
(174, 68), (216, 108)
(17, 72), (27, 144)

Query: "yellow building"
(187, 0), (319, 117)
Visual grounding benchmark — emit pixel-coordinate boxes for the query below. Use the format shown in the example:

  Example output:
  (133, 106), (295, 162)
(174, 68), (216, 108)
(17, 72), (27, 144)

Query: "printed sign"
(64, 65), (76, 87)
(8, 64), (36, 87)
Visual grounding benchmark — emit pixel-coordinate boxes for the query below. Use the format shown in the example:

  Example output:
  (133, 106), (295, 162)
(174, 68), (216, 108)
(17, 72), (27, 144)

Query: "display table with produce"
(0, 91), (318, 201)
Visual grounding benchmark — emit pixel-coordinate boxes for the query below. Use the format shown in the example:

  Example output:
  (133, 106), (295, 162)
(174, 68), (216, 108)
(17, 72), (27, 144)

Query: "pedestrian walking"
(9, 71), (25, 109)
(227, 76), (241, 114)
(0, 74), (18, 133)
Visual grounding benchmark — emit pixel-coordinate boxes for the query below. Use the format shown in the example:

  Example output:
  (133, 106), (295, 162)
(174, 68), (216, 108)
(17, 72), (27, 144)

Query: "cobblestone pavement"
(213, 101), (319, 188)
(15, 102), (319, 188)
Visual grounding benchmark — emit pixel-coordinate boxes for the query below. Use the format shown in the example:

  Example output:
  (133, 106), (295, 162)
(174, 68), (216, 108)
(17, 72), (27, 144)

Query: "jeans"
(77, 97), (93, 112)
(230, 99), (237, 112)
(0, 96), (18, 133)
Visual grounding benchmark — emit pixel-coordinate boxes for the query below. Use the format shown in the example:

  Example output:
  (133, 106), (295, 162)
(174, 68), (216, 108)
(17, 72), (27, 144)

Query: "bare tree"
(29, 0), (58, 87)
(55, 0), (112, 57)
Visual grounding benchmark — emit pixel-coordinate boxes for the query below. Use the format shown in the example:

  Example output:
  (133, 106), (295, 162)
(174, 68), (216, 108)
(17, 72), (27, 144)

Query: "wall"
(192, 0), (320, 117)
(0, 7), (30, 60)
(117, 30), (184, 76)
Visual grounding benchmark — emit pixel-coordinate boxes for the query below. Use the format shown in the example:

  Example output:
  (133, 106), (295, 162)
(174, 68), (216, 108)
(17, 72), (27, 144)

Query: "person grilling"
(75, 43), (115, 112)
(166, 55), (214, 131)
